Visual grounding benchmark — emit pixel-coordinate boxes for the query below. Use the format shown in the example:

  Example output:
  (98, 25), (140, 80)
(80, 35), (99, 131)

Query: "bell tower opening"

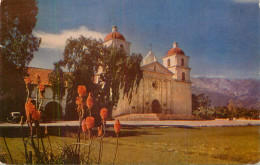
(182, 72), (185, 81)
(181, 58), (184, 66)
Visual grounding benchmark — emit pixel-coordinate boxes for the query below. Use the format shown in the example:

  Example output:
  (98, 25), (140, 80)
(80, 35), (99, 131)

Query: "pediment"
(141, 61), (173, 75)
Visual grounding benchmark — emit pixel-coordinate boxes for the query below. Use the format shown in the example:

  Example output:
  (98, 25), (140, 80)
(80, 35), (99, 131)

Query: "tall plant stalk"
(113, 133), (119, 165)
(3, 136), (13, 164)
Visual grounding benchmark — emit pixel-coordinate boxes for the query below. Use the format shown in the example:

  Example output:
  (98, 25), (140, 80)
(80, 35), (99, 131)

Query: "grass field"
(0, 126), (259, 164)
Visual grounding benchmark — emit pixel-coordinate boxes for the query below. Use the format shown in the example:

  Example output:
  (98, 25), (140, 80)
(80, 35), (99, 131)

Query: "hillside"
(191, 77), (260, 108)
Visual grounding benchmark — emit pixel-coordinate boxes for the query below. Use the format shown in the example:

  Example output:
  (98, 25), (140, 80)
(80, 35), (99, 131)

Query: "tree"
(192, 94), (211, 111)
(1, 0), (41, 68)
(227, 100), (238, 118)
(0, 0), (41, 120)
(214, 106), (230, 118)
(192, 93), (212, 119)
(57, 36), (143, 120)
(48, 62), (67, 101)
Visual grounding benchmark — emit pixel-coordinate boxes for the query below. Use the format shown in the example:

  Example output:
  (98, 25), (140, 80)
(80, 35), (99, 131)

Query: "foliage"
(214, 106), (230, 118)
(3, 82), (122, 164)
(1, 0), (41, 68)
(48, 62), (67, 100)
(192, 93), (213, 119)
(192, 93), (211, 111)
(57, 36), (143, 119)
(192, 94), (260, 120)
(0, 0), (41, 120)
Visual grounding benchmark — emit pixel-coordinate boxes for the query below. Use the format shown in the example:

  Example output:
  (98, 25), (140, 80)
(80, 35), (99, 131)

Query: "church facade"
(104, 26), (192, 118)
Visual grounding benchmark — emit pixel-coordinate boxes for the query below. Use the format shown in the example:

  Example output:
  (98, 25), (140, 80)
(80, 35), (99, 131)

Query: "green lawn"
(0, 126), (259, 164)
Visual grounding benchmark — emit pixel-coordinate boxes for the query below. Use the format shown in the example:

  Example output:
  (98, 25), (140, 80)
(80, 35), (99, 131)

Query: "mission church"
(105, 26), (192, 118)
(28, 26), (192, 120)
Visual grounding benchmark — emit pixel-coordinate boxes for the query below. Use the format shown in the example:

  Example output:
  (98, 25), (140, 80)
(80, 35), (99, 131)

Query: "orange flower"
(82, 119), (87, 132)
(114, 119), (121, 134)
(39, 82), (45, 98)
(39, 82), (45, 92)
(31, 110), (41, 121)
(98, 126), (103, 137)
(100, 108), (108, 120)
(25, 99), (36, 119)
(76, 96), (82, 105)
(78, 85), (87, 97)
(24, 77), (32, 85)
(86, 117), (95, 130)
(86, 93), (94, 110)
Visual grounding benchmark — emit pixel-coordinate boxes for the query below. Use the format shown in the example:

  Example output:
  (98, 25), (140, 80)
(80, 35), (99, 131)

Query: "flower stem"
(3, 136), (13, 164)
(113, 133), (119, 165)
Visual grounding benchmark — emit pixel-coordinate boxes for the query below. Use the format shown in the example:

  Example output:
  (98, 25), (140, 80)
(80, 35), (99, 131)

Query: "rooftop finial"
(173, 42), (178, 48)
(112, 25), (118, 32)
(149, 44), (152, 51)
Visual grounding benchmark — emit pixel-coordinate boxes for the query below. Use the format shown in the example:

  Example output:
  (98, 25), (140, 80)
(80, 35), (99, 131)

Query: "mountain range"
(191, 77), (260, 109)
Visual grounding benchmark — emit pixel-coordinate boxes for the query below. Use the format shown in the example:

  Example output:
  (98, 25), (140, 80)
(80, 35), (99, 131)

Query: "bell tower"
(162, 42), (191, 82)
(103, 25), (131, 55)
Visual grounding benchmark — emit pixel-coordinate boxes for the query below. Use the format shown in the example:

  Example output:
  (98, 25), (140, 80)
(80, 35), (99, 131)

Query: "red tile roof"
(167, 47), (185, 56)
(27, 67), (53, 85)
(104, 32), (126, 42)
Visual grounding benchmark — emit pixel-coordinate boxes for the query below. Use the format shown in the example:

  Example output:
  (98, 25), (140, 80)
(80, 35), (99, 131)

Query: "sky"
(31, 0), (259, 79)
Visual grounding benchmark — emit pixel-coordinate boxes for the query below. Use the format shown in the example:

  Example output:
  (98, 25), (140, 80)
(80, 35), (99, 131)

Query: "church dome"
(167, 42), (185, 56)
(104, 25), (126, 42)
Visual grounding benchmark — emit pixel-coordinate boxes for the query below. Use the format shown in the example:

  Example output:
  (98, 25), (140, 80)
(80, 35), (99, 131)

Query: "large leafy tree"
(0, 0), (41, 120)
(1, 0), (41, 67)
(54, 36), (143, 120)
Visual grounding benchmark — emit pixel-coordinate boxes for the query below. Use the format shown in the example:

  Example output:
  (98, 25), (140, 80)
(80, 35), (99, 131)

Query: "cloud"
(34, 26), (106, 49)
(233, 0), (258, 3)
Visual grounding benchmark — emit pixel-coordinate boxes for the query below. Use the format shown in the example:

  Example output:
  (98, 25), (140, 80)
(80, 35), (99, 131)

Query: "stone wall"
(112, 68), (192, 118)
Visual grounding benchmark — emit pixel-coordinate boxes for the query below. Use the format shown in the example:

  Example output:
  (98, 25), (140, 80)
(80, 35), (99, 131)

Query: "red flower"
(100, 108), (108, 120)
(86, 93), (94, 110)
(78, 85), (87, 97)
(82, 119), (87, 132)
(32, 110), (41, 121)
(76, 96), (82, 105)
(86, 117), (95, 130)
(39, 82), (45, 98)
(25, 99), (36, 119)
(114, 119), (121, 134)
(39, 82), (45, 92)
(24, 77), (32, 85)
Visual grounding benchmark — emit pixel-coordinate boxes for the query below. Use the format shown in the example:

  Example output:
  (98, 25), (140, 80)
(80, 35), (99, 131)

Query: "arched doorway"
(152, 100), (160, 113)
(45, 102), (62, 121)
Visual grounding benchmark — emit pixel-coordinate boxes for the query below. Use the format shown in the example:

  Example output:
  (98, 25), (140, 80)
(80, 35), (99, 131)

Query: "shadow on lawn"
(0, 125), (162, 138)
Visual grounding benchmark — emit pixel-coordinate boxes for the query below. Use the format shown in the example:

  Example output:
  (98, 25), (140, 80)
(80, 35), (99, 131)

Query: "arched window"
(154, 65), (157, 71)
(120, 44), (124, 49)
(182, 72), (185, 81)
(181, 58), (184, 66)
(167, 59), (170, 67)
